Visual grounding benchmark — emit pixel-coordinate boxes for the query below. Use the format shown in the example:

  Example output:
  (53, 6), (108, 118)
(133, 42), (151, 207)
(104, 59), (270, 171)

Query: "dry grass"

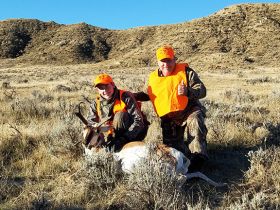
(0, 63), (279, 209)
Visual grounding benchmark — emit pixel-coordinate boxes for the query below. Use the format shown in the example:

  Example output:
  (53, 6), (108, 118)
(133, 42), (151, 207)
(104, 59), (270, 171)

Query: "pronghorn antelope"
(75, 104), (226, 187)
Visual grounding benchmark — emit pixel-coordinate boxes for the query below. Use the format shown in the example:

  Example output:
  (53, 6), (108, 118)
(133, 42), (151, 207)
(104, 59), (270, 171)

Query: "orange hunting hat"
(93, 73), (113, 87)
(156, 45), (175, 61)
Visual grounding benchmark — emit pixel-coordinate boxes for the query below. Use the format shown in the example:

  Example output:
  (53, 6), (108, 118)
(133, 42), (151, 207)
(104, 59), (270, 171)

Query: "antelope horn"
(74, 102), (88, 125)
(74, 102), (111, 128)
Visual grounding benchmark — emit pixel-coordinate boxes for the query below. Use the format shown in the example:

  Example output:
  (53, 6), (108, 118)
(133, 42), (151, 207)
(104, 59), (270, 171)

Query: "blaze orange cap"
(93, 73), (113, 87)
(156, 45), (175, 61)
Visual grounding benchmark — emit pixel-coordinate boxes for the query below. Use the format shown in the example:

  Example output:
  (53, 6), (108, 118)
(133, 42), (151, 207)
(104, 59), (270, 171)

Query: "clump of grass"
(48, 174), (87, 209)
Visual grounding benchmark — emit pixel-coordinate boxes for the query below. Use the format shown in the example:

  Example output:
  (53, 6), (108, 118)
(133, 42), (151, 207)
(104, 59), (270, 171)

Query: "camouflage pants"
(161, 106), (208, 159)
(112, 111), (147, 142)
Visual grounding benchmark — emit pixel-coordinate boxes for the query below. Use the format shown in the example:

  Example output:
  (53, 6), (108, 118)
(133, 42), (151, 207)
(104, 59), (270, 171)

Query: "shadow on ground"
(184, 123), (280, 207)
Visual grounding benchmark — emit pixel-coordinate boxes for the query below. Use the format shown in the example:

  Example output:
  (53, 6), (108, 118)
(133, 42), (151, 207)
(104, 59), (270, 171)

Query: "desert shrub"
(47, 118), (84, 157)
(222, 89), (255, 104)
(1, 81), (11, 89)
(203, 99), (236, 120)
(270, 90), (280, 101)
(83, 150), (122, 192)
(80, 149), (124, 209)
(9, 96), (52, 121)
(53, 98), (77, 119)
(228, 192), (273, 210)
(245, 76), (275, 85)
(53, 84), (72, 92)
(206, 115), (228, 144)
(228, 146), (280, 209)
(145, 119), (162, 144)
(121, 144), (189, 210)
(245, 147), (280, 192)
(0, 134), (39, 168)
(67, 80), (92, 91)
(1, 89), (17, 103)
(72, 144), (212, 210)
(205, 100), (237, 145)
(31, 90), (54, 102)
(204, 99), (270, 146)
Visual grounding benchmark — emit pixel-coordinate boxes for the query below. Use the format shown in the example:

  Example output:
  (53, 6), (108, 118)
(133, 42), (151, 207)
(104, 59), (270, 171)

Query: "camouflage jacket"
(87, 88), (147, 141)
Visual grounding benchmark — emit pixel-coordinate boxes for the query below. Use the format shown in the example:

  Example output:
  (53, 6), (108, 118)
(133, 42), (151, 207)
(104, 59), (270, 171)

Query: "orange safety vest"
(112, 90), (127, 114)
(96, 90), (127, 135)
(147, 63), (189, 117)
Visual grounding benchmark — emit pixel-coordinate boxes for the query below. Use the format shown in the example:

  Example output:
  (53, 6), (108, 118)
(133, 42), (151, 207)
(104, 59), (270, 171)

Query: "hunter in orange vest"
(148, 63), (189, 117)
(87, 73), (148, 152)
(135, 45), (208, 172)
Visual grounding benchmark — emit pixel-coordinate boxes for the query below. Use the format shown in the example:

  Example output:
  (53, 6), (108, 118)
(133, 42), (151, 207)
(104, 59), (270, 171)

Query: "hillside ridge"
(0, 3), (280, 69)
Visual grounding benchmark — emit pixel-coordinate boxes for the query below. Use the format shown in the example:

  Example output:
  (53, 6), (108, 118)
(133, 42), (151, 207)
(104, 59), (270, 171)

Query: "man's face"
(96, 83), (115, 100)
(157, 58), (176, 76)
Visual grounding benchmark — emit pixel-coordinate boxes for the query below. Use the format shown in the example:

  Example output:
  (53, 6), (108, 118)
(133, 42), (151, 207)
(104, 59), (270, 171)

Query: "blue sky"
(1, 0), (279, 29)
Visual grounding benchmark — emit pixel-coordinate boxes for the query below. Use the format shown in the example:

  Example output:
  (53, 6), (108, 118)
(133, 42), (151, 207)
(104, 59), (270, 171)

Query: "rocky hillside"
(0, 3), (280, 69)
